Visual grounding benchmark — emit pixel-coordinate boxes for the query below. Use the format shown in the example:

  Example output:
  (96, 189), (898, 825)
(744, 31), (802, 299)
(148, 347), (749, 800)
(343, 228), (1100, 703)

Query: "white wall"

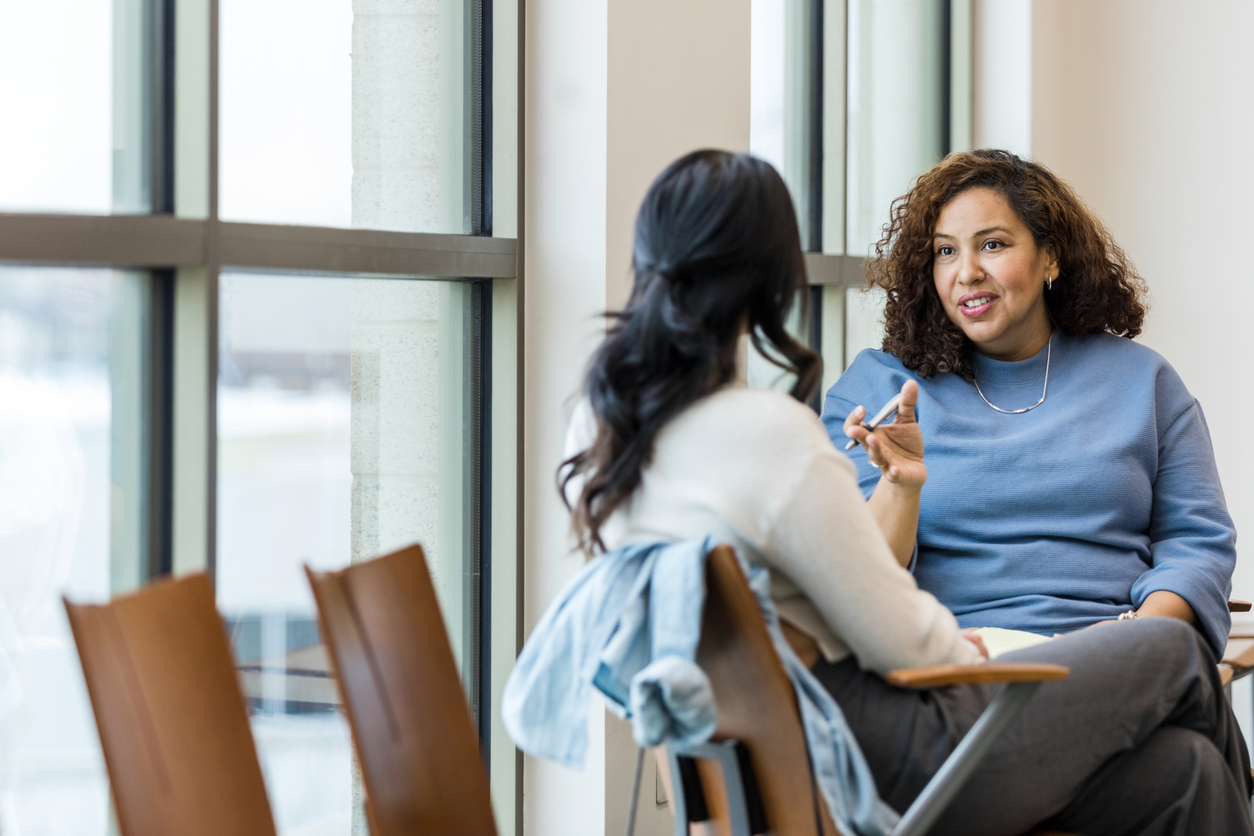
(523, 0), (609, 832)
(1024, 1), (1254, 605)
(523, 1), (750, 833)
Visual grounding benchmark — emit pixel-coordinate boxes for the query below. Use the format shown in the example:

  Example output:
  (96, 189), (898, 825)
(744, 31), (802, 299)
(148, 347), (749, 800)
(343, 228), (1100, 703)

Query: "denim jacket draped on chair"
(502, 536), (900, 836)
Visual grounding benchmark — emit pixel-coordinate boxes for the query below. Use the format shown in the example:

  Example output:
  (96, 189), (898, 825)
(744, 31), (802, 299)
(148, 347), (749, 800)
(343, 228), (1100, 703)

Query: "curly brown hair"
(869, 149), (1148, 380)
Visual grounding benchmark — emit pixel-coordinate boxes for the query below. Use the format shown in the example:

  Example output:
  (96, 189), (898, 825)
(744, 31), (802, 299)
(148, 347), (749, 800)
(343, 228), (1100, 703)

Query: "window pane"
(845, 0), (946, 256)
(220, 0), (470, 233)
(0, 0), (151, 213)
(841, 0), (947, 368)
(844, 284), (887, 369)
(217, 272), (480, 834)
(750, 0), (819, 250)
(750, 0), (788, 174)
(0, 267), (147, 836)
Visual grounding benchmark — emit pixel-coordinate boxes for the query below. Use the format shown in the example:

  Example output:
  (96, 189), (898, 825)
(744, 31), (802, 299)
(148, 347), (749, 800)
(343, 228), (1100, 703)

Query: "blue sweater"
(822, 332), (1235, 655)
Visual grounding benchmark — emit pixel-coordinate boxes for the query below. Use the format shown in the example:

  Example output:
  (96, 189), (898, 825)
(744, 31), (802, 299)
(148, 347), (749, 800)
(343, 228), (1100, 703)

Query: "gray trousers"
(813, 618), (1254, 836)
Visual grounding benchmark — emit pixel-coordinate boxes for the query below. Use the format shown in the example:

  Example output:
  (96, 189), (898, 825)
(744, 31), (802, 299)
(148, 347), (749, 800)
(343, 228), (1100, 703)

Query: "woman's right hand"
(961, 627), (990, 660)
(843, 379), (927, 490)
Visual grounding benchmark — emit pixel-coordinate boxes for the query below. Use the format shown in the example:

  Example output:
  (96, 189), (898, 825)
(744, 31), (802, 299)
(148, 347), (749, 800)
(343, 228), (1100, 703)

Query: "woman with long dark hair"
(560, 149), (1252, 835)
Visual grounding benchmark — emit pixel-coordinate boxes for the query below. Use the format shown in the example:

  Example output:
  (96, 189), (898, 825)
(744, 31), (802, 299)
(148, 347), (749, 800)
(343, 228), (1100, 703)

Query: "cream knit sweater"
(564, 385), (980, 673)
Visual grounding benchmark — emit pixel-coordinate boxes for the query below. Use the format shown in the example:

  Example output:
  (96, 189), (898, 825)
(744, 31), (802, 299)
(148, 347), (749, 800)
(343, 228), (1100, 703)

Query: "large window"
(750, 0), (971, 396)
(0, 1), (520, 834)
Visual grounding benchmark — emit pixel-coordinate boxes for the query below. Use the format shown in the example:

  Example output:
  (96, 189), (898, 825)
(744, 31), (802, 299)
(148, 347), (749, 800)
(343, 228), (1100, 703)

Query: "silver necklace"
(972, 335), (1051, 414)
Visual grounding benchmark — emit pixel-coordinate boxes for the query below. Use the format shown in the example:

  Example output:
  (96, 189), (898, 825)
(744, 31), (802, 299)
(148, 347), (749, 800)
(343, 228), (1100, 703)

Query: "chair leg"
(892, 681), (1043, 836)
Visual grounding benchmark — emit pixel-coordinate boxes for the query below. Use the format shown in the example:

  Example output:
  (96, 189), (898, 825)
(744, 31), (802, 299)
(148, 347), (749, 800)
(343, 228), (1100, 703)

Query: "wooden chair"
(663, 545), (1071, 836)
(63, 574), (276, 836)
(304, 545), (497, 836)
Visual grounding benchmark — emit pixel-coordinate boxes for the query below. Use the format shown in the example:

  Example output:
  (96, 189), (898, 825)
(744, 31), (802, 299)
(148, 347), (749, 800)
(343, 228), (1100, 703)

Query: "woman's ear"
(1043, 244), (1061, 283)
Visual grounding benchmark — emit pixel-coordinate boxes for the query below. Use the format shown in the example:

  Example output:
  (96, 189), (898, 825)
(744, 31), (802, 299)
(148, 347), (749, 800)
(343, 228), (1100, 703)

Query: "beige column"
(605, 0), (752, 310)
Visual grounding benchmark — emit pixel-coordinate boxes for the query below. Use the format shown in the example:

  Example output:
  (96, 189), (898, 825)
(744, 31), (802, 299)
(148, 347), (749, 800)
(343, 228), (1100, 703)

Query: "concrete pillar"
(351, 0), (465, 234)
(349, 0), (466, 626)
(348, 1), (480, 831)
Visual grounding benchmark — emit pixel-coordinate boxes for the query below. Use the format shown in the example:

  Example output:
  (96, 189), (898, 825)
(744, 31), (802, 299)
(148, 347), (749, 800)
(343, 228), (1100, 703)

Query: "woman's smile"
(958, 292), (997, 317)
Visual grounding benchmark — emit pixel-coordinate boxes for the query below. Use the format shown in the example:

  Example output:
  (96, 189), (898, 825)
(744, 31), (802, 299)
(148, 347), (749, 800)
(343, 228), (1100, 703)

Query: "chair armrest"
(1223, 637), (1254, 670)
(1229, 600), (1251, 613)
(886, 663), (1070, 689)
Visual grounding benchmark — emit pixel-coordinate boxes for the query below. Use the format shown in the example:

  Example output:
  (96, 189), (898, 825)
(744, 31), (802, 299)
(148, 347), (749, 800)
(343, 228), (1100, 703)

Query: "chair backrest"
(63, 574), (276, 836)
(305, 545), (497, 836)
(686, 544), (839, 836)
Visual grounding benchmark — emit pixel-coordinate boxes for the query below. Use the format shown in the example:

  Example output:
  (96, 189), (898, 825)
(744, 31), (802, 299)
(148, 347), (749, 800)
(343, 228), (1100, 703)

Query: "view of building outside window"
(0, 267), (147, 836)
(218, 273), (474, 835)
(219, 1), (476, 832)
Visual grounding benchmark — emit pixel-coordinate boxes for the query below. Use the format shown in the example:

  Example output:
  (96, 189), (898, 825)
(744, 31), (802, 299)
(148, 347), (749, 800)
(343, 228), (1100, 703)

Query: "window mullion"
(169, 0), (216, 579)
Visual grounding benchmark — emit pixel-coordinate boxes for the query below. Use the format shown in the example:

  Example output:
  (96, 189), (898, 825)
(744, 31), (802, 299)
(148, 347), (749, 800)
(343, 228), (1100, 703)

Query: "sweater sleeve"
(819, 350), (910, 501)
(765, 440), (982, 673)
(1132, 399), (1235, 655)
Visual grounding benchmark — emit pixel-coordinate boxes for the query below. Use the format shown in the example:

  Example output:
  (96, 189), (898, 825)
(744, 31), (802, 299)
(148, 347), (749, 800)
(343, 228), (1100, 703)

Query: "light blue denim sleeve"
(618, 538), (715, 748)
(500, 555), (607, 768)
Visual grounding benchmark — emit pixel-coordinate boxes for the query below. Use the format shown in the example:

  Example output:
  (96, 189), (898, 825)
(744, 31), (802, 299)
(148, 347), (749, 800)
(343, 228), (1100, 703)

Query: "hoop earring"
(1046, 275), (1054, 290)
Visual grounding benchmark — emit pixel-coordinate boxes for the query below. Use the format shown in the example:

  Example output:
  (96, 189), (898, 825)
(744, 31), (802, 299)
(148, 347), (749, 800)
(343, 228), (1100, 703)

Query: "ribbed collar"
(969, 331), (1072, 385)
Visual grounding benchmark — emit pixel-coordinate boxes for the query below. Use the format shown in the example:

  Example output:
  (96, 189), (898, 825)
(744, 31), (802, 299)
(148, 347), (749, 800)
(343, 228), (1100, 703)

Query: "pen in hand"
(844, 393), (903, 451)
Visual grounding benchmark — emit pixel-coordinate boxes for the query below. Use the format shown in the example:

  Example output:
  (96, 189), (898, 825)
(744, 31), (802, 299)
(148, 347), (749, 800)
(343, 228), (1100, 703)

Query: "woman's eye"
(936, 246), (954, 256)
(983, 240), (1003, 251)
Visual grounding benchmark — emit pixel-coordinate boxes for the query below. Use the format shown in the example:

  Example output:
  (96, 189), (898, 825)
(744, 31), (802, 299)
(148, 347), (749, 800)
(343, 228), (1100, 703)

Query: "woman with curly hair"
(821, 149), (1235, 658)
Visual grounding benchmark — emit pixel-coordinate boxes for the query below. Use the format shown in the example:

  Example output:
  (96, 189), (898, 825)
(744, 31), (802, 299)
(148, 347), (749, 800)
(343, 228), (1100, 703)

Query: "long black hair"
(560, 149), (820, 554)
